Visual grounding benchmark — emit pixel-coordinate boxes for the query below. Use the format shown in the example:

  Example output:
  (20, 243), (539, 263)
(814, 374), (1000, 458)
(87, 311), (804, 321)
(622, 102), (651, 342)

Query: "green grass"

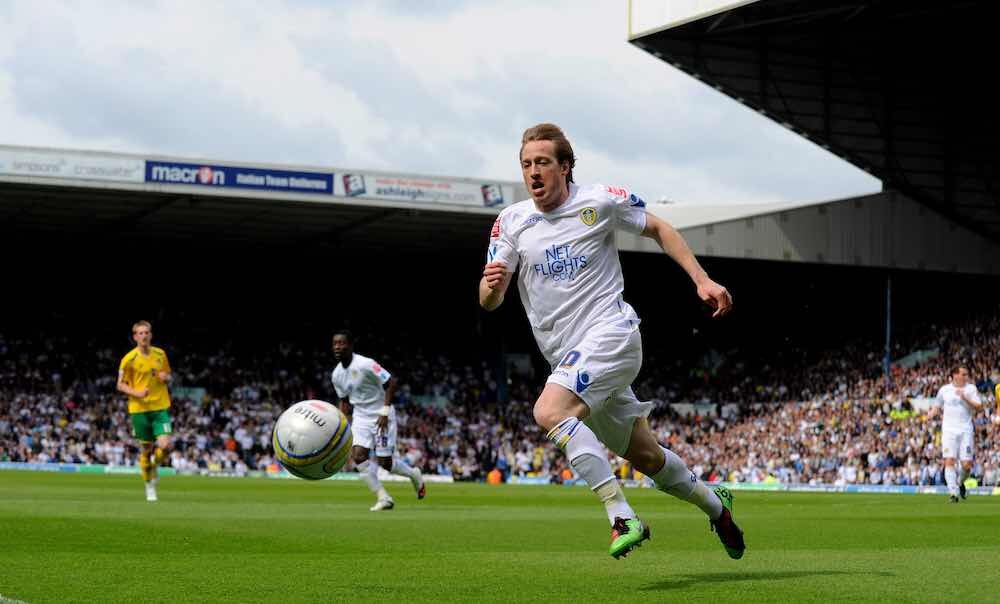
(0, 472), (997, 603)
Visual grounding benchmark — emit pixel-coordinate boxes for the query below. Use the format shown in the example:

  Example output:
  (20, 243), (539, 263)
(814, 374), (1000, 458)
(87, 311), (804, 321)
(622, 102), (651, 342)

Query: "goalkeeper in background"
(116, 320), (173, 502)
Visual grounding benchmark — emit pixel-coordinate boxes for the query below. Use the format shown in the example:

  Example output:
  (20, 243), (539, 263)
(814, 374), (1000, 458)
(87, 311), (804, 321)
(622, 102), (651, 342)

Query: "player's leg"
(943, 458), (959, 502)
(542, 328), (654, 557)
(149, 410), (173, 491)
(536, 383), (649, 558)
(958, 431), (975, 499)
(536, 384), (636, 521)
(152, 410), (173, 469)
(351, 416), (393, 510)
(623, 416), (744, 559)
(353, 445), (393, 510)
(377, 413), (425, 499)
(131, 411), (158, 501)
(942, 431), (960, 502)
(139, 441), (157, 501)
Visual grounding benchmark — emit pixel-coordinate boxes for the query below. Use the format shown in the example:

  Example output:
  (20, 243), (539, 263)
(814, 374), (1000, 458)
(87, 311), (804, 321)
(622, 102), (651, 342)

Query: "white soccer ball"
(272, 400), (352, 480)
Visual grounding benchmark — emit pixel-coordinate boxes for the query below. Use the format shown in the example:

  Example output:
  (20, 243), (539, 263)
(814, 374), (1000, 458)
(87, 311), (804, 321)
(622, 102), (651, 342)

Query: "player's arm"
(338, 397), (352, 418)
(641, 212), (732, 317)
(958, 387), (983, 410)
(383, 375), (398, 409)
(158, 352), (172, 383)
(480, 214), (518, 311)
(480, 263), (513, 311)
(927, 388), (945, 420)
(375, 376), (399, 432)
(116, 369), (147, 398)
(371, 363), (396, 431)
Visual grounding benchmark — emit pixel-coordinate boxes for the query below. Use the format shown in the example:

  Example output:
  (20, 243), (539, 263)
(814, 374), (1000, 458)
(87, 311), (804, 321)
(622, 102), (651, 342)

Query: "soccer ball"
(272, 400), (353, 480)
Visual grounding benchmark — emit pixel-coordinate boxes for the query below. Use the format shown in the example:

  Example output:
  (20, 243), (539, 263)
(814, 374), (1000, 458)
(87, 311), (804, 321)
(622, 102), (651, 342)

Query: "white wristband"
(378, 406), (390, 417)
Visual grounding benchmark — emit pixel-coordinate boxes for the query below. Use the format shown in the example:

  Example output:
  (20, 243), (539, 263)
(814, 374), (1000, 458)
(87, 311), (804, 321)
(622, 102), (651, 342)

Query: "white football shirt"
(487, 183), (647, 366)
(935, 383), (980, 432)
(331, 353), (392, 412)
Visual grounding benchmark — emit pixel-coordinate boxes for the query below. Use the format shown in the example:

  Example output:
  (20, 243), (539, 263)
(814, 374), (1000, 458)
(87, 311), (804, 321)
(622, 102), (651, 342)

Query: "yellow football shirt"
(118, 346), (172, 414)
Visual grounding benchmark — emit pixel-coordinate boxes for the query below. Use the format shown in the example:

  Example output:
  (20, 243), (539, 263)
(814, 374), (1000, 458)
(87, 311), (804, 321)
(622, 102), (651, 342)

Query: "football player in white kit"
(929, 366), (983, 502)
(480, 123), (745, 559)
(331, 330), (425, 511)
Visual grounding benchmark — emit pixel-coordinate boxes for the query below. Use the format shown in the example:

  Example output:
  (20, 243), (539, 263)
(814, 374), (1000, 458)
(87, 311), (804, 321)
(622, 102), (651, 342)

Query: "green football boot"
(710, 486), (745, 560)
(609, 517), (651, 559)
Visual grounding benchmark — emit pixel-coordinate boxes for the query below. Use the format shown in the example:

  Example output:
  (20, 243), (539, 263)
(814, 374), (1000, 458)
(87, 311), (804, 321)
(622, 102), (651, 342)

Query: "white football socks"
(547, 416), (636, 525)
(651, 446), (723, 520)
(389, 457), (420, 481)
(944, 465), (958, 496)
(357, 460), (390, 501)
(594, 478), (635, 524)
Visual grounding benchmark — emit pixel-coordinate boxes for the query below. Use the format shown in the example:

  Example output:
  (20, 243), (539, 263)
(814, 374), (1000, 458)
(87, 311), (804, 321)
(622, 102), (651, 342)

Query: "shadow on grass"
(642, 570), (895, 591)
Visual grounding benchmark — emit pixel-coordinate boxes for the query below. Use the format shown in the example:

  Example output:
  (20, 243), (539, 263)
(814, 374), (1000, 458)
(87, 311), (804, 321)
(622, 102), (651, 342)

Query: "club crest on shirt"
(350, 369), (358, 379)
(580, 207), (597, 226)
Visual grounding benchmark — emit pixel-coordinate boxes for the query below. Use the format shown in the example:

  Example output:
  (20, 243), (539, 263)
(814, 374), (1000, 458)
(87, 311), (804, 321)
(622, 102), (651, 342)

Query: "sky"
(0, 1), (880, 205)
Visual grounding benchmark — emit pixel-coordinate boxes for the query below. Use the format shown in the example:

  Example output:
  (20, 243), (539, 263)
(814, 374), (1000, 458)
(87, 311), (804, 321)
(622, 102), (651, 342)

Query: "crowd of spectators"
(1, 310), (998, 487)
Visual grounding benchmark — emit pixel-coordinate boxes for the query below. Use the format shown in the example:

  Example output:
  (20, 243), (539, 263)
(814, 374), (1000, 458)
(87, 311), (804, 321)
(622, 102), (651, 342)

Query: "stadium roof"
(0, 145), (523, 251)
(4, 143), (998, 273)
(628, 0), (1000, 243)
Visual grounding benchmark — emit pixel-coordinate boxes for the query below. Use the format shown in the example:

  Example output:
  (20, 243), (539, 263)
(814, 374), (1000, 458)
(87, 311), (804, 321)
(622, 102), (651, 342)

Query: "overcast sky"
(0, 1), (880, 205)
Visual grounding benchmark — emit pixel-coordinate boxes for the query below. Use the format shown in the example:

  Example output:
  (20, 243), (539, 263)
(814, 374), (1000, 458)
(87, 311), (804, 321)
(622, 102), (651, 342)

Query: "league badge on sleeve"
(606, 185), (628, 198)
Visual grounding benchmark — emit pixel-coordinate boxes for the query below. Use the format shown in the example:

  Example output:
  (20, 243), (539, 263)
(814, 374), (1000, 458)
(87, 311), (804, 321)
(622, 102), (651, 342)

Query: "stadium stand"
(2, 307), (997, 486)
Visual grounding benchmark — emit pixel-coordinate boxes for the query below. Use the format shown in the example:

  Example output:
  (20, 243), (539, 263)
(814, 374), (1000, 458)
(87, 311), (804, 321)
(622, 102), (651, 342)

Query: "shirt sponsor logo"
(490, 216), (501, 239)
(533, 244), (588, 282)
(575, 370), (591, 393)
(629, 193), (646, 208)
(580, 207), (597, 226)
(606, 185), (628, 198)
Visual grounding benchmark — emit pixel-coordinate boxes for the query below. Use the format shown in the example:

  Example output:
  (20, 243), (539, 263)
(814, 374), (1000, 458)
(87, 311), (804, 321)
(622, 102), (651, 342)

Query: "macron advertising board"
(145, 160), (334, 195)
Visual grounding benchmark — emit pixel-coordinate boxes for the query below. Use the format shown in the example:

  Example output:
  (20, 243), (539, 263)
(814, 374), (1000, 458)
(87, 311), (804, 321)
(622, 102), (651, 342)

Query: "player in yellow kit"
(995, 382), (1000, 424)
(116, 320), (173, 502)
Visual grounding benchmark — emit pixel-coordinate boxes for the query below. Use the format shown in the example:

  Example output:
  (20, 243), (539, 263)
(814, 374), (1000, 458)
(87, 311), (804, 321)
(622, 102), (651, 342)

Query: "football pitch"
(1, 473), (997, 603)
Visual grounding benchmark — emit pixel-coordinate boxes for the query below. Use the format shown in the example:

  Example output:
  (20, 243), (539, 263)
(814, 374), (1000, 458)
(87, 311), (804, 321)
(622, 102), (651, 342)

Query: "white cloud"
(0, 0), (879, 204)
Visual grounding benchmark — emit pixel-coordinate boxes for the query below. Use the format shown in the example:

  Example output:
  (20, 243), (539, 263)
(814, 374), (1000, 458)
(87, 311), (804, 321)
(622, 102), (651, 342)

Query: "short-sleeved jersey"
(118, 346), (172, 414)
(331, 353), (392, 411)
(934, 383), (980, 432)
(486, 183), (647, 365)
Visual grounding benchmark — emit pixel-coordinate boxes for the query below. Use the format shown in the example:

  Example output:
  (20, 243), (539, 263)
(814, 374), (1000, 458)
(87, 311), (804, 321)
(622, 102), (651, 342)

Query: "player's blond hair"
(132, 320), (152, 334)
(520, 123), (576, 185)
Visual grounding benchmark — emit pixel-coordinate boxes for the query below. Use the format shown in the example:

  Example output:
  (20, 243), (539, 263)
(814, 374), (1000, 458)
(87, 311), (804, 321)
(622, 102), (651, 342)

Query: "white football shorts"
(546, 324), (652, 456)
(941, 429), (974, 461)
(351, 407), (397, 458)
